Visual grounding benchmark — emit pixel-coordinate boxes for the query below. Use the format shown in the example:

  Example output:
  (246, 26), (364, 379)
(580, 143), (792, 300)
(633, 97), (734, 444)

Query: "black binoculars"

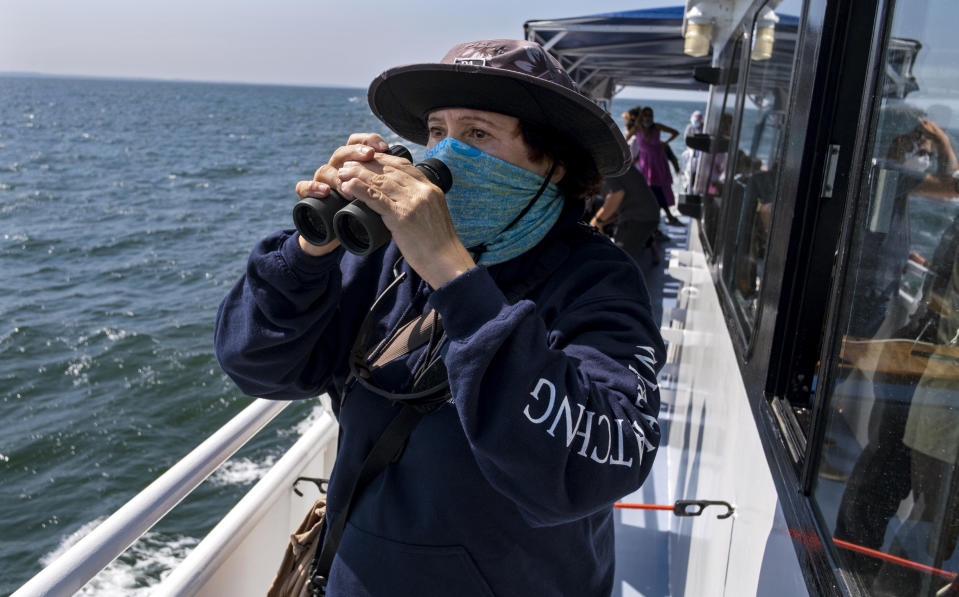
(292, 145), (452, 256)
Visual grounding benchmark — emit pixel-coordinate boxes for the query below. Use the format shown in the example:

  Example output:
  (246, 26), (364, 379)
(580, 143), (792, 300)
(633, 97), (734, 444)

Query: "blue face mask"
(425, 137), (564, 265)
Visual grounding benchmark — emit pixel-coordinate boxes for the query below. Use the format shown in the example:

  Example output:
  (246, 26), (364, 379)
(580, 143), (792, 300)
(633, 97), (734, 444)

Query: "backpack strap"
(310, 404), (425, 594)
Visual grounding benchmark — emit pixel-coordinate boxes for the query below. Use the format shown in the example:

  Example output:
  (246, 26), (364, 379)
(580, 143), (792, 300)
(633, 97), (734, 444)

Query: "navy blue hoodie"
(215, 204), (665, 596)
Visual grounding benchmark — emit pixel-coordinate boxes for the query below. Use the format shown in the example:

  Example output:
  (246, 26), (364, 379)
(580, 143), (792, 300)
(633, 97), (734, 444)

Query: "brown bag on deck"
(267, 499), (326, 597)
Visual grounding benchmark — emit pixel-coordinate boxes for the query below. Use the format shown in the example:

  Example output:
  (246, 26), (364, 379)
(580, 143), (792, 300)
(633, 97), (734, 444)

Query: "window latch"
(821, 144), (841, 198)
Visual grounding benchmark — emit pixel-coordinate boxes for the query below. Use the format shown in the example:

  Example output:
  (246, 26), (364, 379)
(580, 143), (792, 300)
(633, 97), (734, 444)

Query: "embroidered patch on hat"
(454, 58), (489, 66)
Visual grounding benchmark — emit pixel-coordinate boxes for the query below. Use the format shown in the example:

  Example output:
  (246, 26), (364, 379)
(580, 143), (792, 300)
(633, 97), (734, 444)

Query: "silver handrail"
(899, 258), (932, 305)
(13, 398), (290, 597)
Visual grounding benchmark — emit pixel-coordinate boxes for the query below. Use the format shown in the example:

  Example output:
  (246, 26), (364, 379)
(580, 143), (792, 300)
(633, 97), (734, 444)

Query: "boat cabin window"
(720, 0), (801, 331)
(811, 0), (959, 593)
(699, 36), (745, 254)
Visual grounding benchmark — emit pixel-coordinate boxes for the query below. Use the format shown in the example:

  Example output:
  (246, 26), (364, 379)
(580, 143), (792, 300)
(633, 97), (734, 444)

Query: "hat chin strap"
(503, 160), (559, 233)
(469, 160), (559, 259)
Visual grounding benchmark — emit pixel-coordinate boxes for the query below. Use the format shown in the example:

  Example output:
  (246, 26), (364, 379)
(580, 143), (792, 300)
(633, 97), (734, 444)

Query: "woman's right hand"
(294, 133), (390, 256)
(918, 119), (948, 145)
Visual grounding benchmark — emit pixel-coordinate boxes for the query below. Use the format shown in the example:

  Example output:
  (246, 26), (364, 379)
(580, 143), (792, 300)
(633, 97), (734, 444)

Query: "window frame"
(715, 0), (803, 348)
(800, 0), (898, 496)
(800, 0), (959, 593)
(696, 0), (901, 594)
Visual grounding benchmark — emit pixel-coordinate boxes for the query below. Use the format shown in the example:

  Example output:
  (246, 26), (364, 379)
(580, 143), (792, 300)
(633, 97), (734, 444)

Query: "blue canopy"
(524, 6), (799, 98)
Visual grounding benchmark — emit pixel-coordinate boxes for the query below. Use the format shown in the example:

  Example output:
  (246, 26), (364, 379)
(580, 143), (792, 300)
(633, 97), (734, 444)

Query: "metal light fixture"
(684, 4), (714, 58)
(750, 7), (779, 61)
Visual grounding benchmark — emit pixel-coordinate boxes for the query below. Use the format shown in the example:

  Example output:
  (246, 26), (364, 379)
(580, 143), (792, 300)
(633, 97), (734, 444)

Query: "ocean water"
(0, 75), (704, 594)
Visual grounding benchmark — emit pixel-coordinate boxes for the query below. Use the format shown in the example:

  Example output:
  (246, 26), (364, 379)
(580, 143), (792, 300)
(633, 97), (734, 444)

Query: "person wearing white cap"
(681, 110), (704, 193)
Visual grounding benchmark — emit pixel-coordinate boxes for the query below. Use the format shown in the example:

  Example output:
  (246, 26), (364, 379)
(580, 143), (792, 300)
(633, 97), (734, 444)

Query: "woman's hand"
(336, 150), (475, 289)
(918, 119), (949, 145)
(294, 134), (391, 257)
(918, 119), (959, 175)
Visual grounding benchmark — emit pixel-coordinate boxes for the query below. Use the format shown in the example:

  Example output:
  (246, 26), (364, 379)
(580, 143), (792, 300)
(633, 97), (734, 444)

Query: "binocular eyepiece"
(292, 145), (452, 256)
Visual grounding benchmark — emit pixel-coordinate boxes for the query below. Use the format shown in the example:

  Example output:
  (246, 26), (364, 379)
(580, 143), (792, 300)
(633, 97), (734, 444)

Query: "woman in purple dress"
(631, 106), (682, 226)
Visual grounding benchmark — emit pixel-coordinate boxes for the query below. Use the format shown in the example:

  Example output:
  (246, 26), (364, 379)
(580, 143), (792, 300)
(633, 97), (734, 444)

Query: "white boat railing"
(157, 405), (337, 595)
(899, 258), (932, 306)
(12, 398), (291, 597)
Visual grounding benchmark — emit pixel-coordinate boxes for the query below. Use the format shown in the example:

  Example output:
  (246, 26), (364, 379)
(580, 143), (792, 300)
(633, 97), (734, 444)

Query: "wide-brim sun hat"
(367, 39), (630, 177)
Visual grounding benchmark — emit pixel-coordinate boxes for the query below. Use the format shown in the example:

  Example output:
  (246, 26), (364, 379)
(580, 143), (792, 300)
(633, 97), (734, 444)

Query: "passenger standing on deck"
(622, 106), (642, 142)
(624, 106), (680, 174)
(590, 167), (663, 265)
(631, 106), (683, 226)
(215, 39), (664, 597)
(683, 109), (704, 141)
(681, 110), (704, 192)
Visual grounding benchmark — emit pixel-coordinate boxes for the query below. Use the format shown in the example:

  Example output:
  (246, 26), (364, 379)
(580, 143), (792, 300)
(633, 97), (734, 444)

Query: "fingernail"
(377, 140), (388, 151)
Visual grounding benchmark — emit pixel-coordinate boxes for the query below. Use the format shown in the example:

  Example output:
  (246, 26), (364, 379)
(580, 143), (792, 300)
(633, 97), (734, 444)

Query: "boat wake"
(209, 455), (278, 487)
(40, 518), (198, 595)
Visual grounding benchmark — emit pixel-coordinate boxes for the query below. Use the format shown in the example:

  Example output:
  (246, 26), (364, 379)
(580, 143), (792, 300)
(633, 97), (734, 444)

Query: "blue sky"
(0, 0), (702, 99)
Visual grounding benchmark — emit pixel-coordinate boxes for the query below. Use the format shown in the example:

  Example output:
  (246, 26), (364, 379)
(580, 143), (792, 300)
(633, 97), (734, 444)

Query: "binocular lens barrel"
(293, 145), (451, 256)
(334, 156), (452, 256)
(291, 193), (349, 247)
(332, 201), (382, 257)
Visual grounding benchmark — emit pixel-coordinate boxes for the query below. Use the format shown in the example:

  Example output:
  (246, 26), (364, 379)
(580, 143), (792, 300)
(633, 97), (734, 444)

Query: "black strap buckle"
(308, 572), (328, 596)
(293, 477), (329, 498)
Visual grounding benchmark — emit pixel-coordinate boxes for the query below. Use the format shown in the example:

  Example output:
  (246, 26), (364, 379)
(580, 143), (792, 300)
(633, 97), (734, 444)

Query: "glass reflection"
(697, 38), (743, 253)
(814, 1), (959, 594)
(721, 0), (799, 328)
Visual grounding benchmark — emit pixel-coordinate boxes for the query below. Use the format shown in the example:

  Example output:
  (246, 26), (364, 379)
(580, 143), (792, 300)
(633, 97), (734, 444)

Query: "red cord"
(615, 503), (958, 582)
(614, 502), (673, 511)
(833, 537), (957, 581)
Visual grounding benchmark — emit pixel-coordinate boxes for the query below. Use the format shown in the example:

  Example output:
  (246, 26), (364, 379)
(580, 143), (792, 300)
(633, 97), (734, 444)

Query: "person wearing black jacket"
(591, 167), (663, 265)
(215, 39), (664, 597)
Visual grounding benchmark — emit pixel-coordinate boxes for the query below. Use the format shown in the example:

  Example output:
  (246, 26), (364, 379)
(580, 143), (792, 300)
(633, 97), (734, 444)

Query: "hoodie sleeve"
(428, 248), (665, 526)
(214, 230), (354, 400)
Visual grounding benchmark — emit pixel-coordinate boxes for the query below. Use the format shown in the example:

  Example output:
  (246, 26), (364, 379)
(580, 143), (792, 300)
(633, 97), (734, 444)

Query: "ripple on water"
(0, 76), (381, 594)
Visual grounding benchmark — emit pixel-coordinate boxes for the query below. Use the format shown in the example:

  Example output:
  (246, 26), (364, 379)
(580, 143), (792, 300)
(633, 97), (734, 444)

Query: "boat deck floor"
(613, 214), (689, 597)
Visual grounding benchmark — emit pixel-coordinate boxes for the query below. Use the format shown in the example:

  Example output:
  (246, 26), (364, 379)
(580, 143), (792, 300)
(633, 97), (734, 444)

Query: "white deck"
(613, 216), (808, 597)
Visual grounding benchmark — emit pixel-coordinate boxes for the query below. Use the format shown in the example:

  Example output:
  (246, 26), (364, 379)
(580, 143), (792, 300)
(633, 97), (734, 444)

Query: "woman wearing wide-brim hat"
(216, 38), (665, 597)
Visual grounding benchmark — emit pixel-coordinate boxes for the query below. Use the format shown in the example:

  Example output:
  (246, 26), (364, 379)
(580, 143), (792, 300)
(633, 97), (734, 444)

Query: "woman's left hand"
(337, 152), (475, 289)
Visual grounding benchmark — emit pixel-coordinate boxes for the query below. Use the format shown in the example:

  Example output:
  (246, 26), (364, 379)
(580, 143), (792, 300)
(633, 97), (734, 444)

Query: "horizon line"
(0, 70), (366, 90)
(0, 69), (707, 103)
